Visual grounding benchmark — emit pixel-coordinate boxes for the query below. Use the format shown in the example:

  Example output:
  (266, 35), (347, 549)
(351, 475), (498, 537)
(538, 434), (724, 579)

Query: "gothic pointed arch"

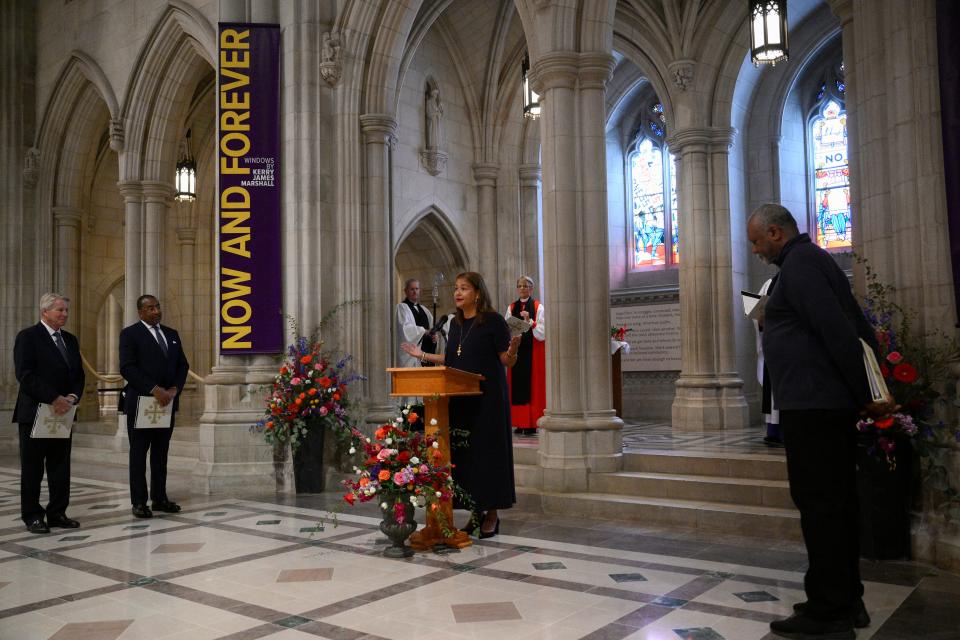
(119, 2), (215, 182)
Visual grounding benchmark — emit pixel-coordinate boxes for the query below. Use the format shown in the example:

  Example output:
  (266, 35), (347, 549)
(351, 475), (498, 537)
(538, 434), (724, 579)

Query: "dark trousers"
(781, 409), (863, 620)
(126, 413), (175, 505)
(18, 422), (72, 523)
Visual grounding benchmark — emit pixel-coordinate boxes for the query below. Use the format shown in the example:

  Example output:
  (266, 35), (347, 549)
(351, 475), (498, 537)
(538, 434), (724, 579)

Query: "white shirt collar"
(141, 320), (160, 332)
(40, 320), (60, 336)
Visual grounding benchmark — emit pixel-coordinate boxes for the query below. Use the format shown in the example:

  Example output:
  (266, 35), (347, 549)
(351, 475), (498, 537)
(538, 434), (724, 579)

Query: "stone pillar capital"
(518, 163), (541, 185)
(472, 162), (500, 186)
(666, 127), (736, 154)
(577, 52), (616, 89)
(141, 180), (176, 202)
(52, 205), (83, 226)
(826, 0), (853, 25)
(530, 52), (579, 93)
(359, 113), (398, 143)
(117, 180), (144, 201)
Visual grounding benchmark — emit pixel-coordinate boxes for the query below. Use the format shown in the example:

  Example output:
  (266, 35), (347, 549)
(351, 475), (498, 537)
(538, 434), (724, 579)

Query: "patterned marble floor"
(0, 463), (957, 640)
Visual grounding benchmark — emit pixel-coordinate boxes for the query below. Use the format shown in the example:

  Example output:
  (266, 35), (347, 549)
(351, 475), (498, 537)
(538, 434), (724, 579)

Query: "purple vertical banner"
(218, 23), (283, 353)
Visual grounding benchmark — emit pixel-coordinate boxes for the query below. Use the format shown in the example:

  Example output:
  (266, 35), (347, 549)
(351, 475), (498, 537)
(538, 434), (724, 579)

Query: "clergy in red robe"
(505, 276), (546, 436)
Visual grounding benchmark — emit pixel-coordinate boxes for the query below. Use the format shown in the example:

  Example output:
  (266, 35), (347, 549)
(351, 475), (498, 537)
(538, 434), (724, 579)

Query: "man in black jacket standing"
(119, 294), (189, 518)
(747, 204), (894, 640)
(13, 293), (85, 533)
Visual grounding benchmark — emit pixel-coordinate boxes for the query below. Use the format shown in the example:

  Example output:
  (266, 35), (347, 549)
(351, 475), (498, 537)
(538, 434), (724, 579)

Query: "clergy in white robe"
(395, 279), (435, 368)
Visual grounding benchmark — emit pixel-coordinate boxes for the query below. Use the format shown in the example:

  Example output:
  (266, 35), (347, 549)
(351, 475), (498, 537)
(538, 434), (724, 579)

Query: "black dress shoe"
(47, 514), (80, 528)
(152, 500), (181, 513)
(26, 518), (50, 534)
(132, 504), (153, 519)
(794, 600), (870, 629)
(478, 517), (500, 539)
(770, 613), (854, 639)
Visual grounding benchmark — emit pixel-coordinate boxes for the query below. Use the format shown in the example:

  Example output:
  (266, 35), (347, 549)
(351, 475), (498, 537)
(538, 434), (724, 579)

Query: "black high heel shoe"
(460, 510), (483, 535)
(479, 517), (499, 539)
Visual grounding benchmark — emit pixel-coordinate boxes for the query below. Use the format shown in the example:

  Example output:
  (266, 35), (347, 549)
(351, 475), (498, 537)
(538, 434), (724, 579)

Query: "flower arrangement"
(341, 408), (457, 528)
(855, 256), (960, 517)
(252, 326), (362, 452)
(611, 325), (632, 342)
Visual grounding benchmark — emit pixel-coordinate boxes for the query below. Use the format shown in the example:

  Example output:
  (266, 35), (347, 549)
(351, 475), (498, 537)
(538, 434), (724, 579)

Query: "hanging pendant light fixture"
(175, 129), (196, 202)
(521, 54), (541, 119)
(750, 0), (789, 67)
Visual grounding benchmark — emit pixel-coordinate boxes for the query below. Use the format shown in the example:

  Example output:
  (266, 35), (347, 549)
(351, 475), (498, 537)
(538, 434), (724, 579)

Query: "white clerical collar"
(519, 297), (530, 303)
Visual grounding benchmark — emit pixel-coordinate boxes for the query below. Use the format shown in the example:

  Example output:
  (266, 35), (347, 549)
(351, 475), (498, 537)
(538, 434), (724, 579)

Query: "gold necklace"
(457, 317), (477, 356)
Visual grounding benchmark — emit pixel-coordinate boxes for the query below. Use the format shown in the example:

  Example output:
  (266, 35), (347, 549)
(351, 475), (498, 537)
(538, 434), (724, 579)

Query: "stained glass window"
(630, 139), (679, 269)
(810, 99), (850, 249)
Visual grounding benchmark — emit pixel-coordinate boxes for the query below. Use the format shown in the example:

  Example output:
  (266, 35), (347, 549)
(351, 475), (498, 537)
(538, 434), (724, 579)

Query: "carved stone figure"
(23, 147), (40, 188)
(425, 88), (443, 150)
(320, 31), (342, 87)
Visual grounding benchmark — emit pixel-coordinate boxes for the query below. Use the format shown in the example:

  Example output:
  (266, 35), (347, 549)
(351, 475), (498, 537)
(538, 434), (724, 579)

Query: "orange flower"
(298, 392), (306, 399)
(265, 421), (274, 430)
(308, 388), (317, 396)
(378, 469), (391, 481)
(333, 393), (341, 401)
(407, 412), (419, 424)
(300, 355), (312, 364)
(319, 377), (333, 388)
(375, 426), (388, 440)
(359, 477), (370, 487)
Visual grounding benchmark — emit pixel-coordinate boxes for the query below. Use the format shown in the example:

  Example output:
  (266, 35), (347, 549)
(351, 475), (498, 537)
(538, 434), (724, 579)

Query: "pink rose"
(886, 351), (903, 364)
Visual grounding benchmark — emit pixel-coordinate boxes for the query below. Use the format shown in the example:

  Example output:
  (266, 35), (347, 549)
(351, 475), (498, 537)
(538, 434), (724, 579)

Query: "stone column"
(52, 206), (82, 304)
(176, 224), (198, 419)
(359, 114), (396, 423)
(472, 163), (500, 301)
(118, 181), (144, 325)
(518, 163), (542, 286)
(532, 52), (623, 492)
(141, 181), (173, 300)
(106, 293), (121, 376)
(0, 0), (35, 445)
(667, 127), (749, 431)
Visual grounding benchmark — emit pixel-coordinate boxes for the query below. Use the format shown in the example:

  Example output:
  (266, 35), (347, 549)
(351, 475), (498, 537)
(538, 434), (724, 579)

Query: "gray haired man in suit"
(13, 293), (85, 534)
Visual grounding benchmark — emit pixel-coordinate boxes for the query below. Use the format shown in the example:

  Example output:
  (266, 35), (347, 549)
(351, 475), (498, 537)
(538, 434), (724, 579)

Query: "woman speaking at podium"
(402, 271), (520, 539)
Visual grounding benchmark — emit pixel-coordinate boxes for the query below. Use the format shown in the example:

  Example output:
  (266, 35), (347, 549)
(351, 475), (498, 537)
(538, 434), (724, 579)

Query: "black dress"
(446, 312), (516, 511)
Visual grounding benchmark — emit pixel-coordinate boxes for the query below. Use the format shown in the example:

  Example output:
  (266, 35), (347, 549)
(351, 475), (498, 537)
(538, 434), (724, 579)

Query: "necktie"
(53, 331), (69, 362)
(153, 325), (169, 357)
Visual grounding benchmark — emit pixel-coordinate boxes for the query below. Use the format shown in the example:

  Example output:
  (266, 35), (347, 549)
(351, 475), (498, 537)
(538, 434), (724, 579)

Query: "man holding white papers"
(747, 204), (894, 640)
(119, 295), (189, 519)
(13, 293), (84, 534)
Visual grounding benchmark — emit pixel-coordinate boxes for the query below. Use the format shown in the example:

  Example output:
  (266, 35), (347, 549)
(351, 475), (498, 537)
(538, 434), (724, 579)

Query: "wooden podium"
(387, 366), (483, 550)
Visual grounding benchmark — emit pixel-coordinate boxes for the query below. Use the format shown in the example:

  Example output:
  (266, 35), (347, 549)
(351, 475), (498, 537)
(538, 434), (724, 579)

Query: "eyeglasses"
(516, 283), (531, 288)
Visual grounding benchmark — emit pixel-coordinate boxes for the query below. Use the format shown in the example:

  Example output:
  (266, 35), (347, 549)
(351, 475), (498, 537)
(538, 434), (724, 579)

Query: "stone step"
(623, 448), (788, 481)
(520, 487), (802, 541)
(589, 470), (793, 509)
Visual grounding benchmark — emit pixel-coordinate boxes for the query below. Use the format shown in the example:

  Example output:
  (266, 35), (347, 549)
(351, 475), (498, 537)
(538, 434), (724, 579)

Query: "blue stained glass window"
(816, 83), (826, 101)
(810, 99), (851, 249)
(650, 122), (664, 137)
(630, 139), (679, 268)
(836, 80), (845, 93)
(652, 103), (663, 114)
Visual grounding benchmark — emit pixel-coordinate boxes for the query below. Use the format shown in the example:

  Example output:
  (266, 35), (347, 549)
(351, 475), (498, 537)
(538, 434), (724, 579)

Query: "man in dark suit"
(119, 294), (189, 518)
(13, 293), (85, 533)
(747, 204), (894, 640)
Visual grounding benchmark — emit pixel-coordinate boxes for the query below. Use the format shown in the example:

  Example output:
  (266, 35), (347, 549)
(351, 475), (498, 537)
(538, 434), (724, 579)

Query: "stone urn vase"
(379, 502), (417, 558)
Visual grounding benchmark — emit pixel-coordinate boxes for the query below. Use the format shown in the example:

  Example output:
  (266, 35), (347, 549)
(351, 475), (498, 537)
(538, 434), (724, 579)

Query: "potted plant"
(341, 409), (458, 557)
(252, 328), (362, 494)
(856, 258), (960, 558)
